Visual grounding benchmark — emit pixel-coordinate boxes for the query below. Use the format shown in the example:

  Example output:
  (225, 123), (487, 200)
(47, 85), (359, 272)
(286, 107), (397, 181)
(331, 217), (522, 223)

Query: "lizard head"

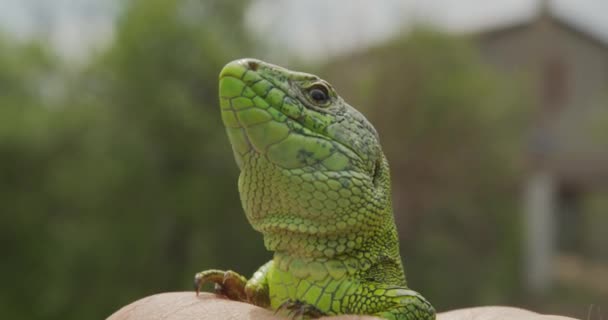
(219, 58), (382, 172)
(218, 58), (394, 258)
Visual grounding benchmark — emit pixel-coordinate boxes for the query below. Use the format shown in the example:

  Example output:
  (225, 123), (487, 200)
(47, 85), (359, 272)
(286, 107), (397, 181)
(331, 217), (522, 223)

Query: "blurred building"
(475, 0), (608, 294)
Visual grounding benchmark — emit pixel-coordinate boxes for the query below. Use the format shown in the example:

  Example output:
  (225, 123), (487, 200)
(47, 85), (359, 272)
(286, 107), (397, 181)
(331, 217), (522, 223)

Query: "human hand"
(107, 292), (579, 320)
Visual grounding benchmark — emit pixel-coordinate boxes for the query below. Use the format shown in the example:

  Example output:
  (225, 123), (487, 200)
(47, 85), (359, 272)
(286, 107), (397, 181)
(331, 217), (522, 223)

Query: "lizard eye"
(307, 84), (330, 106)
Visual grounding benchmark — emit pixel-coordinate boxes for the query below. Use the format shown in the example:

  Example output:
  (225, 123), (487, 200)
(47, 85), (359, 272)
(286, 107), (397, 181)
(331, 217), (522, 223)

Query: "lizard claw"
(275, 299), (326, 319)
(193, 269), (248, 301)
(193, 273), (202, 296)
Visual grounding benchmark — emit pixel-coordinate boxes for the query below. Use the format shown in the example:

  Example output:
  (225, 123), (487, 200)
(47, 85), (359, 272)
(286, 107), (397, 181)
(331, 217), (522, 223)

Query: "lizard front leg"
(366, 286), (435, 320)
(244, 260), (272, 307)
(194, 260), (272, 308)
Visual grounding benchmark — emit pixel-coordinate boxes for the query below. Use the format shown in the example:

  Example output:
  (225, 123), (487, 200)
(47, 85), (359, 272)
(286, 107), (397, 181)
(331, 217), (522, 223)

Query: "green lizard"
(195, 59), (435, 320)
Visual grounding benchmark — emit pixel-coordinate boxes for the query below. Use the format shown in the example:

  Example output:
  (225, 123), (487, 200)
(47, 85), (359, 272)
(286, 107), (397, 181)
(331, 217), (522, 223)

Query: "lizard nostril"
(247, 60), (259, 71)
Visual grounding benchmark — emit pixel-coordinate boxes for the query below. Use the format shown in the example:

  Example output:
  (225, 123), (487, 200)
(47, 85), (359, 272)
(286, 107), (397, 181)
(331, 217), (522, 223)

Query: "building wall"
(474, 13), (608, 293)
(476, 15), (608, 171)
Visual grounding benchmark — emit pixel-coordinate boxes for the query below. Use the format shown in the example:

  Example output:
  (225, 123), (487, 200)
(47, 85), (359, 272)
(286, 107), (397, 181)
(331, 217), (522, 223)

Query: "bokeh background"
(1, 0), (606, 319)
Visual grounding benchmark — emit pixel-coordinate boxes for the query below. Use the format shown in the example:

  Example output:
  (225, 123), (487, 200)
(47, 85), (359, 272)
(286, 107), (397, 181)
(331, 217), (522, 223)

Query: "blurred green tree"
(2, 0), (269, 319)
(323, 30), (531, 310)
(0, 34), (63, 319)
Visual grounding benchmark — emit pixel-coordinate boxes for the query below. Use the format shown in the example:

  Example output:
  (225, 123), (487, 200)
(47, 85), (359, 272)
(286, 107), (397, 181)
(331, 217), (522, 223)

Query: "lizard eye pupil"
(308, 85), (330, 104)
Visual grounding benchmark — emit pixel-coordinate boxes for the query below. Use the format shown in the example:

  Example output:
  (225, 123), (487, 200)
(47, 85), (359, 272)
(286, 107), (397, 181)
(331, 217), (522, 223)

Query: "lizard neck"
(271, 222), (406, 286)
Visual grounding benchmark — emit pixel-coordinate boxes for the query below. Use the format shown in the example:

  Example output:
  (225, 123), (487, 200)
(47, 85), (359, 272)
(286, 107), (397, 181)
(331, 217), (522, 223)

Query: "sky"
(0, 0), (118, 60)
(1, 0), (608, 61)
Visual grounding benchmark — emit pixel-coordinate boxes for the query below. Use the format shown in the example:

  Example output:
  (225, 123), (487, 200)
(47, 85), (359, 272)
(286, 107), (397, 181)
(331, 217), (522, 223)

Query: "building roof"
(477, 0), (608, 52)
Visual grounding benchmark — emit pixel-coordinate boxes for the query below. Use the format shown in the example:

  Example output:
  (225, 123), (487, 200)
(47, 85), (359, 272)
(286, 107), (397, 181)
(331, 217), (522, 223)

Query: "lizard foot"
(194, 269), (247, 302)
(275, 299), (326, 319)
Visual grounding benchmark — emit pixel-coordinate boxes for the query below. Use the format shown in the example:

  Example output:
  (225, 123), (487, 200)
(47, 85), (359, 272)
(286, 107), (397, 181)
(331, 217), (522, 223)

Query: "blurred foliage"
(582, 192), (608, 261)
(323, 30), (531, 310)
(2, 0), (270, 319)
(0, 34), (62, 319)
